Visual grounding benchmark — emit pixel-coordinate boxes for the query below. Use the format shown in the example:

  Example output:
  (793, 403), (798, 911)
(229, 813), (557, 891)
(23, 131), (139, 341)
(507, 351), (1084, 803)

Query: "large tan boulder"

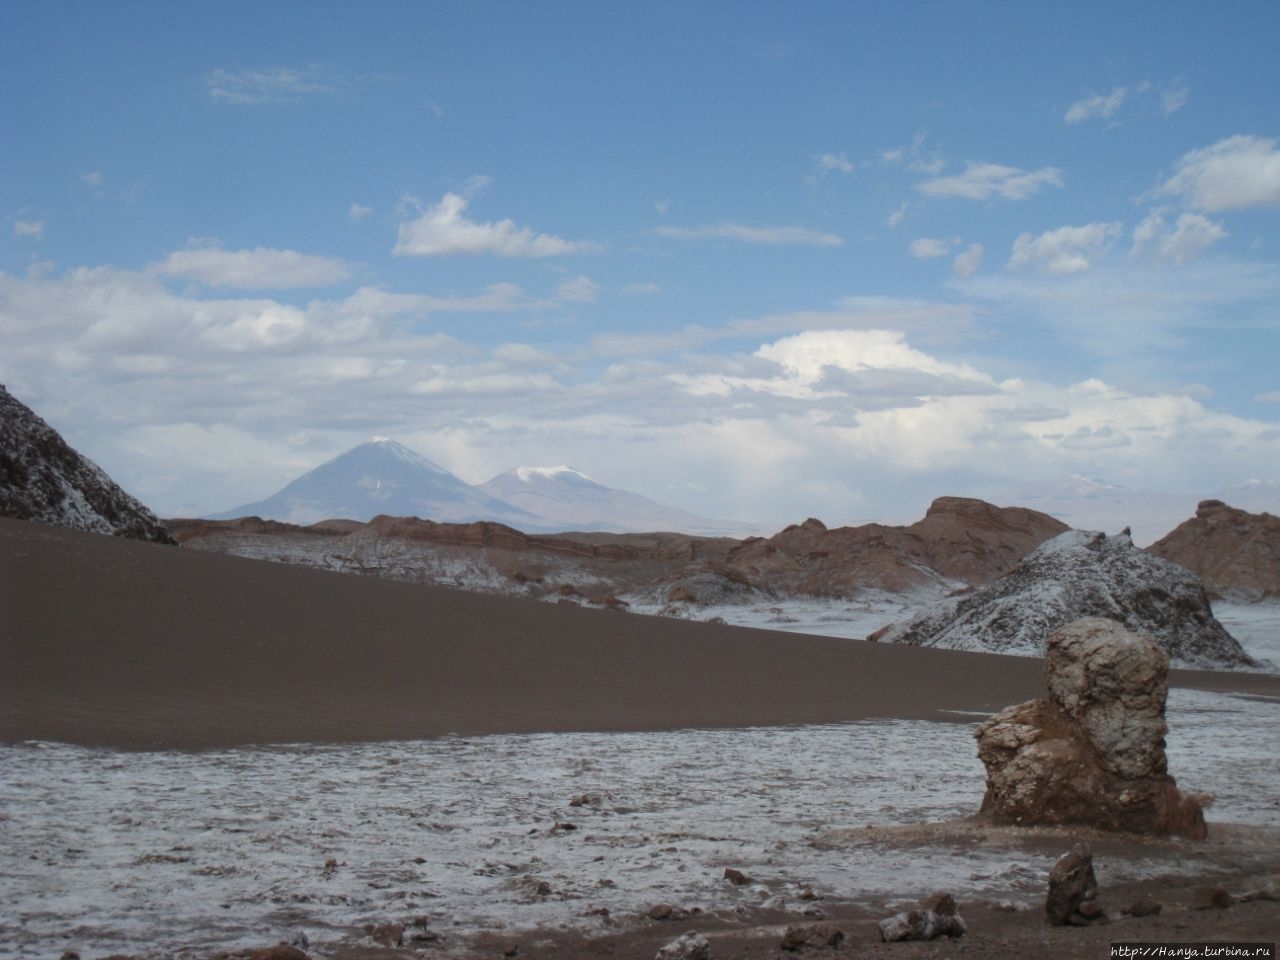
(975, 618), (1207, 838)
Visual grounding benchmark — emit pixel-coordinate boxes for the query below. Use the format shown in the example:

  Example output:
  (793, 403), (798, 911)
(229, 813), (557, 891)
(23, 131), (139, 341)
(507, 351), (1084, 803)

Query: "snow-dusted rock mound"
(0, 384), (174, 543)
(877, 529), (1256, 669)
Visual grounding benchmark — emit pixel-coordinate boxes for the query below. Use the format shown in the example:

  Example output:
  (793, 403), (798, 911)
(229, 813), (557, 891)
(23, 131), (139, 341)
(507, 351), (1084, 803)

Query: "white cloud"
(81, 171), (105, 187)
(886, 203), (908, 228)
(1132, 209), (1227, 263)
(1160, 81), (1190, 116)
(394, 189), (597, 258)
(622, 282), (661, 296)
(13, 219), (44, 239)
(1255, 390), (1280, 403)
(955, 258), (1280, 363)
(909, 237), (951, 259)
(815, 152), (854, 174)
(205, 65), (351, 105)
(952, 243), (983, 278)
(156, 245), (351, 289)
(4, 262), (1275, 524)
(917, 163), (1064, 201)
(348, 203), (373, 221)
(555, 275), (600, 303)
(1064, 86), (1128, 124)
(654, 223), (842, 246)
(1009, 222), (1122, 274)
(655, 199), (670, 215)
(1160, 135), (1280, 211)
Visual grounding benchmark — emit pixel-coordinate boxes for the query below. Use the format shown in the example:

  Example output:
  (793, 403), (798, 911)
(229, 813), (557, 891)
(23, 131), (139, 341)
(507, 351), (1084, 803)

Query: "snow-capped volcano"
(211, 438), (541, 527)
(478, 464), (756, 535)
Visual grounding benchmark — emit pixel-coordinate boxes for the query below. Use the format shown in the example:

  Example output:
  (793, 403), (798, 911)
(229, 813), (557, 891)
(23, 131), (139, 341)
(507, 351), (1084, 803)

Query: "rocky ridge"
(1149, 500), (1280, 601)
(171, 497), (1069, 608)
(876, 529), (1255, 669)
(0, 385), (174, 544)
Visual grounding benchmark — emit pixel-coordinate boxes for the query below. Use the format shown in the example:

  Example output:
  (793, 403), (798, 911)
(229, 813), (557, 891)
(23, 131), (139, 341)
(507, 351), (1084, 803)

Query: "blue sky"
(3, 1), (1278, 525)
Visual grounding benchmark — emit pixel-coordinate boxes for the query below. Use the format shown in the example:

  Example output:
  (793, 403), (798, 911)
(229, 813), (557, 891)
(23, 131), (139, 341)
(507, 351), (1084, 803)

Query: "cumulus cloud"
(952, 242), (983, 278)
(917, 163), (1064, 201)
(13, 219), (44, 239)
(4, 262), (1275, 524)
(156, 245), (352, 289)
(348, 203), (373, 221)
(205, 65), (351, 105)
(654, 223), (843, 246)
(1160, 135), (1280, 211)
(1009, 222), (1122, 274)
(886, 203), (908, 228)
(909, 237), (952, 259)
(1132, 209), (1227, 263)
(81, 171), (105, 187)
(1064, 86), (1128, 124)
(555, 275), (600, 303)
(394, 188), (597, 257)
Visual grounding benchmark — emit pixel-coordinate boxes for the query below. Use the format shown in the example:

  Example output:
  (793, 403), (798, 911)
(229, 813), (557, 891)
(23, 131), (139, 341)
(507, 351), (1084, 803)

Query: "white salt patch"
(1, 689), (1276, 958)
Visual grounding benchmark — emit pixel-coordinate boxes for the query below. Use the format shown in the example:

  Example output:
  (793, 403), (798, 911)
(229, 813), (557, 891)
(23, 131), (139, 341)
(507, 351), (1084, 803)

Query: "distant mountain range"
(211, 438), (755, 535)
(996, 475), (1280, 547)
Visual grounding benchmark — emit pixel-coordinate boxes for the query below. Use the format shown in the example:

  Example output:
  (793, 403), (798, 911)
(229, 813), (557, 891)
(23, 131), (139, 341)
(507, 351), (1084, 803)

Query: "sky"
(3, 1), (1279, 526)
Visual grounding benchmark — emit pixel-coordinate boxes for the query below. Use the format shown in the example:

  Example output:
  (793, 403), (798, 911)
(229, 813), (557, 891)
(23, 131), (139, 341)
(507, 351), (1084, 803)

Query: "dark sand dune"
(3, 516), (1277, 750)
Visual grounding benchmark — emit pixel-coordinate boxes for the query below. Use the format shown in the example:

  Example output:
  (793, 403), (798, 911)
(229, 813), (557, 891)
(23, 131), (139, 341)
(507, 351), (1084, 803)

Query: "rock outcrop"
(722, 497), (1068, 595)
(878, 529), (1255, 668)
(1148, 500), (1280, 601)
(0, 385), (174, 544)
(975, 618), (1207, 838)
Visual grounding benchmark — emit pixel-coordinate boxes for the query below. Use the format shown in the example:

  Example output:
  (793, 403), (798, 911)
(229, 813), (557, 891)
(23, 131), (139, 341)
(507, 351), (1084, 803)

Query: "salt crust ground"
(2, 687), (1277, 959)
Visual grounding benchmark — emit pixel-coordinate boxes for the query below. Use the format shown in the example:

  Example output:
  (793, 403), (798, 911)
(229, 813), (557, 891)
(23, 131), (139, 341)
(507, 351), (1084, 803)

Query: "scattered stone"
(1045, 843), (1103, 926)
(535, 879), (552, 896)
(249, 947), (311, 960)
(649, 903), (689, 920)
(654, 931), (711, 960)
(502, 945), (520, 958)
(779, 922), (844, 951)
(550, 820), (579, 833)
(1123, 899), (1162, 917)
(321, 857), (339, 879)
(1198, 886), (1233, 910)
(975, 619), (1208, 838)
(364, 922), (404, 947)
(723, 867), (752, 885)
(569, 792), (602, 807)
(877, 906), (966, 942)
(59, 952), (80, 960)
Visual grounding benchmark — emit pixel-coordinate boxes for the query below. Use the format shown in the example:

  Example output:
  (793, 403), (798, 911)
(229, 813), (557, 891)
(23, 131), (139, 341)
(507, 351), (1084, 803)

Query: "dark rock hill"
(0, 385), (174, 544)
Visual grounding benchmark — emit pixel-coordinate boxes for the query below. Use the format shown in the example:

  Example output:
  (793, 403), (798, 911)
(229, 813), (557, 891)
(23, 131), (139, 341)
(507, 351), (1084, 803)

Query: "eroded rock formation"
(975, 618), (1207, 839)
(1149, 500), (1280, 601)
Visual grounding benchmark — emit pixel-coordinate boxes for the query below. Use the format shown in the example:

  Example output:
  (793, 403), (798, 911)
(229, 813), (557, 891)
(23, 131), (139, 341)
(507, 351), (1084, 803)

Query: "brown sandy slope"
(3, 516), (1278, 751)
